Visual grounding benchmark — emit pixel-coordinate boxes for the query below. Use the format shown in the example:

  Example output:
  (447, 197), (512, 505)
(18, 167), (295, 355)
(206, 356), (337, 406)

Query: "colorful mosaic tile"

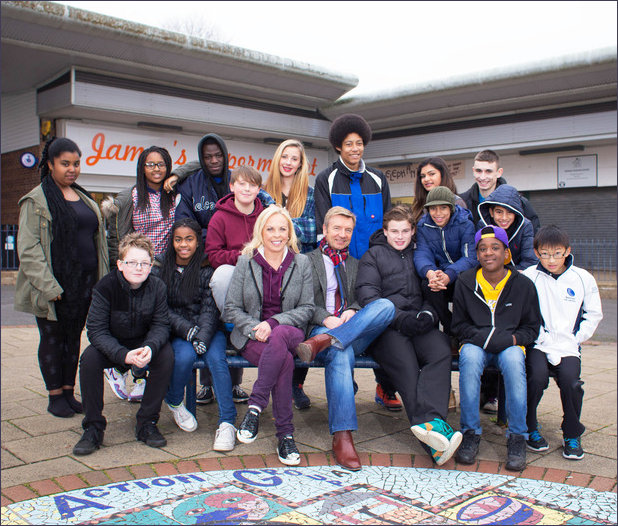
(3, 466), (616, 524)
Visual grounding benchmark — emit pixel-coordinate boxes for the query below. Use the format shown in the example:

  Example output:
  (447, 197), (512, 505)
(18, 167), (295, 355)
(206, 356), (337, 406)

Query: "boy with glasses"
(523, 225), (603, 460)
(73, 233), (173, 455)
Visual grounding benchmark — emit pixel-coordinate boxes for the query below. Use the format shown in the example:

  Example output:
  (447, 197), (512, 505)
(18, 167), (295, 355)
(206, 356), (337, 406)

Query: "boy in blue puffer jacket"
(414, 186), (477, 335)
(477, 184), (538, 270)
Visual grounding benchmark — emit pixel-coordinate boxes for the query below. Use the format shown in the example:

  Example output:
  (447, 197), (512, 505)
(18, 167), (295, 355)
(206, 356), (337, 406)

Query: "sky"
(55, 1), (617, 96)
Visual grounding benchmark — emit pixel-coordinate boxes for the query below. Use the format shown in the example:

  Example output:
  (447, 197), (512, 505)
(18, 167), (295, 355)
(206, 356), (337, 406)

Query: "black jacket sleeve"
(451, 279), (492, 348)
(86, 288), (130, 365)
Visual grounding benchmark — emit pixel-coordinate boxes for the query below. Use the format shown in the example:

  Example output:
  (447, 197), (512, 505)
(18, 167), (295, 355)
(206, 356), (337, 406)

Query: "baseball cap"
(475, 225), (509, 248)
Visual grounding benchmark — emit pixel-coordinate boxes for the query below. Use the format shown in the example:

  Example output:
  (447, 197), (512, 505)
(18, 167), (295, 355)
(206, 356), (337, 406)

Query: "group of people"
(15, 113), (603, 472)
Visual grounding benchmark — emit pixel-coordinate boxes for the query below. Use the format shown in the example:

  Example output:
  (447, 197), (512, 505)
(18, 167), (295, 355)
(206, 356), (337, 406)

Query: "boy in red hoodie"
(205, 166), (264, 315)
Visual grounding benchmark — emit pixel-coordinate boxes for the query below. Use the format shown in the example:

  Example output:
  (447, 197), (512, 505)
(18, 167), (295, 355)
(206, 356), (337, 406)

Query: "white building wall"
(1, 90), (39, 153)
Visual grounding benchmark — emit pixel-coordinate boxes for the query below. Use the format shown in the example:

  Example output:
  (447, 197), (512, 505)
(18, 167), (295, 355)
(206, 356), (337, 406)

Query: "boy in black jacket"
(73, 233), (173, 456)
(452, 225), (541, 471)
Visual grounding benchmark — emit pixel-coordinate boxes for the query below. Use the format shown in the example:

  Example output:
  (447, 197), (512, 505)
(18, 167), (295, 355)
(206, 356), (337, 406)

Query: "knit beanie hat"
(424, 186), (456, 214)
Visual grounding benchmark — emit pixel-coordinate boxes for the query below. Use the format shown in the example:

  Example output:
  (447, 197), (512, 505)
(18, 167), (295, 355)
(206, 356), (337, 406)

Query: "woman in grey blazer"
(224, 206), (313, 466)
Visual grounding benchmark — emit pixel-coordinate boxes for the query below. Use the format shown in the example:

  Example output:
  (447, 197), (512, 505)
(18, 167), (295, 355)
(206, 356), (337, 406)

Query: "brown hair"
(231, 165), (262, 186)
(474, 149), (500, 166)
(383, 204), (414, 229)
(412, 157), (459, 225)
(118, 232), (154, 261)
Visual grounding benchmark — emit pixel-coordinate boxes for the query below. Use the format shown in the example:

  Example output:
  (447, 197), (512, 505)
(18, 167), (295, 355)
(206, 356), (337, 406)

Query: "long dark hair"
(135, 146), (174, 218)
(412, 157), (458, 224)
(159, 218), (203, 305)
(39, 137), (93, 335)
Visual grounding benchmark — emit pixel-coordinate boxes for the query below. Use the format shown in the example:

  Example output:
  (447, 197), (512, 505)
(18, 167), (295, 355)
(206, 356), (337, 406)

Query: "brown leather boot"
(332, 430), (361, 471)
(295, 333), (332, 363)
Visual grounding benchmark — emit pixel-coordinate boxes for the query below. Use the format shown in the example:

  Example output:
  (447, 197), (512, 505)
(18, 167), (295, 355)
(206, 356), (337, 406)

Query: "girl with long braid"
(14, 137), (109, 418)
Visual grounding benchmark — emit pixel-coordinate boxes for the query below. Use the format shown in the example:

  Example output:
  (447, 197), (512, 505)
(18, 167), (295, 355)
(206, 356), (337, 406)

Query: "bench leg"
(186, 368), (197, 417)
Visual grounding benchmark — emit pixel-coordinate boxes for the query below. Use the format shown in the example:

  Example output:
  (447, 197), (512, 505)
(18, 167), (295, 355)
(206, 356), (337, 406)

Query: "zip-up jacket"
(414, 204), (477, 283)
(452, 264), (541, 353)
(204, 193), (264, 269)
(86, 270), (170, 365)
(477, 184), (538, 270)
(223, 251), (314, 350)
(314, 158), (391, 259)
(460, 176), (540, 232)
(356, 230), (437, 331)
(522, 255), (603, 364)
(151, 260), (220, 346)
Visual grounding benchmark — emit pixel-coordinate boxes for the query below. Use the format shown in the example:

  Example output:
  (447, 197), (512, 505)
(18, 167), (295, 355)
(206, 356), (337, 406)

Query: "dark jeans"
(79, 343), (174, 433)
(526, 347), (585, 439)
(370, 327), (452, 425)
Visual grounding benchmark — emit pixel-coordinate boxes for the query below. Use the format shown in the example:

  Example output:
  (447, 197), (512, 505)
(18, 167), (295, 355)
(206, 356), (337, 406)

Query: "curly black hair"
(328, 114), (372, 150)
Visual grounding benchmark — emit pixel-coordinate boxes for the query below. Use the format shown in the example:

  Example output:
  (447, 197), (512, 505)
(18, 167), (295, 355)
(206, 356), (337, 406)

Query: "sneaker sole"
(375, 397), (402, 411)
(411, 425), (451, 452)
(236, 431), (257, 444)
(233, 398), (249, 403)
(278, 453), (301, 466)
(213, 441), (236, 452)
(562, 440), (584, 460)
(73, 444), (100, 456)
(435, 431), (463, 466)
(526, 443), (549, 452)
(196, 398), (214, 405)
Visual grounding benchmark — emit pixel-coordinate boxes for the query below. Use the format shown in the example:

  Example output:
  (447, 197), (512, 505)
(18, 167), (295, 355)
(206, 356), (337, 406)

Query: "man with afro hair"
(315, 114), (392, 259)
(314, 113), (402, 412)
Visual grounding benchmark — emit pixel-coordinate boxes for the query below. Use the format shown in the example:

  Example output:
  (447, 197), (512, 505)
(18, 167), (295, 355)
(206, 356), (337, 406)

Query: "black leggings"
(35, 270), (97, 391)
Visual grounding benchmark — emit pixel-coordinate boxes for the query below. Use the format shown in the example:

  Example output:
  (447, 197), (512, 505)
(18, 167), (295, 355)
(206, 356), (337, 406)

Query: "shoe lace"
(564, 437), (581, 449)
(430, 419), (454, 437)
(529, 430), (543, 442)
(280, 436), (298, 456)
(242, 409), (259, 428)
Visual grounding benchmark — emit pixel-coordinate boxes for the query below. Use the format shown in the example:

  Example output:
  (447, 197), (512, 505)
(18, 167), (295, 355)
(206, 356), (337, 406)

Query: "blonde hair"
(242, 205), (299, 256)
(118, 232), (154, 261)
(264, 139), (309, 218)
(324, 206), (356, 229)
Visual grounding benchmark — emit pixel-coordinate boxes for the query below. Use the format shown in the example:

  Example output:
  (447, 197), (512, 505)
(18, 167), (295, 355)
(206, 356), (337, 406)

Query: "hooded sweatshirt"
(477, 185), (538, 270)
(175, 133), (231, 243)
(204, 192), (264, 269)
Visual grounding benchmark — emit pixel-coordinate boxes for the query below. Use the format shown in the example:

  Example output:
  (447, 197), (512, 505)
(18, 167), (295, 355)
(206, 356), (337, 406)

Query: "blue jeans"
(313, 298), (395, 434)
(165, 331), (236, 425)
(459, 343), (528, 438)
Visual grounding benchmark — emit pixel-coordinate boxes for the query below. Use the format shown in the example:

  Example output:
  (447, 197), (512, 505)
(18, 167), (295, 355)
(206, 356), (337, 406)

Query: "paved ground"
(1, 284), (616, 514)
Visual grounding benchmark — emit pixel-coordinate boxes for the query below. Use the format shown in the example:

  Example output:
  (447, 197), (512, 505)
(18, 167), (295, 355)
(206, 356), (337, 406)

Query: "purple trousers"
(242, 325), (304, 439)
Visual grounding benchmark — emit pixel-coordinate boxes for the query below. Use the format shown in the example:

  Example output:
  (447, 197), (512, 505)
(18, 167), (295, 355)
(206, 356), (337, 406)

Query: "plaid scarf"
(319, 238), (348, 267)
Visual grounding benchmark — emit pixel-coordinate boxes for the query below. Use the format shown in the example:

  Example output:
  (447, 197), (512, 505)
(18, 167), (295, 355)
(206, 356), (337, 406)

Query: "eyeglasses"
(144, 162), (166, 169)
(122, 260), (153, 269)
(538, 251), (566, 260)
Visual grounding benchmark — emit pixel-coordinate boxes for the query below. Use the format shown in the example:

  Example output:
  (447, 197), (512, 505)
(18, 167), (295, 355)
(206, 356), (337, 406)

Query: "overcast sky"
(56, 1), (617, 96)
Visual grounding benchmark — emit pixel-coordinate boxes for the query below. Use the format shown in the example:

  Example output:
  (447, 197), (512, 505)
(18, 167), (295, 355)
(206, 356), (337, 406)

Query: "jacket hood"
(215, 192), (264, 219)
(197, 133), (229, 181)
(417, 204), (473, 229)
(100, 195), (119, 219)
(478, 185), (525, 241)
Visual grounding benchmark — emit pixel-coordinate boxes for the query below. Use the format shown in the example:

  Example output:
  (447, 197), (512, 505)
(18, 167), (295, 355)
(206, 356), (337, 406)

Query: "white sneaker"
(213, 422), (237, 451)
(128, 379), (146, 402)
(104, 368), (128, 400)
(167, 402), (198, 432)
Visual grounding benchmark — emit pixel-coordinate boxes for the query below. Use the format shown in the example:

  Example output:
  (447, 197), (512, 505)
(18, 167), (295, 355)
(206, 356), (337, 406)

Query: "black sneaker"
(232, 385), (249, 403)
(562, 436), (584, 460)
(237, 408), (260, 443)
(196, 385), (214, 405)
(505, 434), (527, 471)
(527, 429), (549, 452)
(292, 384), (311, 410)
(456, 430), (480, 465)
(136, 422), (167, 448)
(277, 435), (301, 466)
(73, 427), (103, 456)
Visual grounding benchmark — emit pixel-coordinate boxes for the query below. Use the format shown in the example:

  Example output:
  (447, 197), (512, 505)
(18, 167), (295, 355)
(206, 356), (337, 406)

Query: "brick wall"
(1, 144), (43, 225)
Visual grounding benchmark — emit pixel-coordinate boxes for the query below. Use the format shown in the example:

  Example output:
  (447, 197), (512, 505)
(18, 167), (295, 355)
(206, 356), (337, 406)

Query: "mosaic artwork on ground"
(2, 466), (617, 525)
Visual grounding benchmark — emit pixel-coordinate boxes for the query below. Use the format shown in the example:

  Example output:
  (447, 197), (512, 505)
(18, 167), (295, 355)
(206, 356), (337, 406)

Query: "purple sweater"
(253, 249), (295, 328)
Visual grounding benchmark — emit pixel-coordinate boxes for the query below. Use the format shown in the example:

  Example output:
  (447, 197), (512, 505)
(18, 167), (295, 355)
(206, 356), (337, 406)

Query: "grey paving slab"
(1, 421), (30, 442)
(3, 431), (83, 463)
(68, 441), (178, 471)
(1, 449), (25, 469)
(1, 457), (89, 488)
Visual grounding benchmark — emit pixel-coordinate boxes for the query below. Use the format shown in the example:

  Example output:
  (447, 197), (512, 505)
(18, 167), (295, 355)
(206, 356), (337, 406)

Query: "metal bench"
(185, 352), (462, 416)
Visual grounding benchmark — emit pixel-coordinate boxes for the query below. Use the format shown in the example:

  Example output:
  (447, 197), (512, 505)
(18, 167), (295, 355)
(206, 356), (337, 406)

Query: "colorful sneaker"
(421, 430), (463, 466)
(277, 435), (301, 466)
(292, 384), (311, 410)
(527, 429), (549, 451)
(167, 402), (198, 432)
(411, 418), (453, 451)
(213, 422), (236, 451)
(482, 397), (498, 414)
(562, 436), (584, 460)
(375, 384), (402, 411)
(237, 407), (260, 443)
(232, 385), (249, 403)
(196, 385), (214, 404)
(127, 379), (146, 402)
(104, 368), (128, 400)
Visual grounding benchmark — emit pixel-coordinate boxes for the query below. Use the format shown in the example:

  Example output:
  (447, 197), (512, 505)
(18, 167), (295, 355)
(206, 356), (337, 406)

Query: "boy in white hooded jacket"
(522, 225), (603, 460)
